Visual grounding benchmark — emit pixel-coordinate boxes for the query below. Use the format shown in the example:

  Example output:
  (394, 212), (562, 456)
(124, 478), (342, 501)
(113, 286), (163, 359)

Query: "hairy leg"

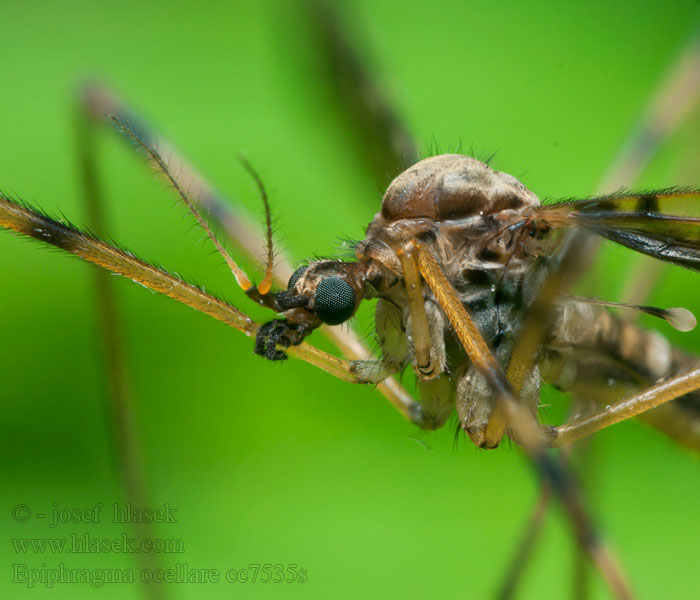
(76, 99), (167, 600)
(548, 366), (700, 447)
(80, 83), (426, 425)
(411, 240), (634, 600)
(493, 28), (700, 598)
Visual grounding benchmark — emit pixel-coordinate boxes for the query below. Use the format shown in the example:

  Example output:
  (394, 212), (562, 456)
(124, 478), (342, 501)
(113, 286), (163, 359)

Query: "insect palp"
(237, 154), (275, 296)
(251, 259), (371, 361)
(273, 292), (311, 311)
(254, 319), (301, 361)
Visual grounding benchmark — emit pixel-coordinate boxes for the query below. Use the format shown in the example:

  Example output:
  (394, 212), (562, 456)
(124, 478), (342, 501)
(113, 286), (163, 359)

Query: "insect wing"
(538, 189), (700, 270)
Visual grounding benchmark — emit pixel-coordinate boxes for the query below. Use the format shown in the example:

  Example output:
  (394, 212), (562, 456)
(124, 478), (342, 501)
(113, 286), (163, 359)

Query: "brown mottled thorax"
(355, 154), (551, 442)
(357, 154), (545, 351)
(380, 154), (539, 222)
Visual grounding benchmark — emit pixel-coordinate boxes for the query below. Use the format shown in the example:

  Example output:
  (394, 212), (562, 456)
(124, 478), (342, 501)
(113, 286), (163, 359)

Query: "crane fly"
(2, 99), (700, 599)
(3, 141), (700, 452)
(3, 7), (700, 597)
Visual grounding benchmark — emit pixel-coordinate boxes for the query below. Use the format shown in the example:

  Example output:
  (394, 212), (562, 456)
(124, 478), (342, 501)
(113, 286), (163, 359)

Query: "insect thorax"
(356, 154), (549, 434)
(359, 154), (544, 357)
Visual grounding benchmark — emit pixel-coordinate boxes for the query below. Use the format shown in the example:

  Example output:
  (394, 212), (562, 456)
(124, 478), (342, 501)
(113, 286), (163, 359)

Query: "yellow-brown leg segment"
(411, 240), (634, 600)
(80, 82), (422, 427)
(397, 246), (440, 380)
(548, 366), (700, 447)
(412, 240), (532, 448)
(495, 34), (700, 595)
(0, 192), (364, 382)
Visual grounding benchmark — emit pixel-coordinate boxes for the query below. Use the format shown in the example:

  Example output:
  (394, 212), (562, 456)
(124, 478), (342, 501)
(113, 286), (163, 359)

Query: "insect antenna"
(106, 114), (254, 292)
(571, 297), (697, 332)
(237, 154), (275, 295)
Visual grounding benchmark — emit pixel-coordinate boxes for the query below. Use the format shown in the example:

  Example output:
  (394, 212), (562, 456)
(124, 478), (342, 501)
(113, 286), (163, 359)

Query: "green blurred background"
(1, 1), (699, 598)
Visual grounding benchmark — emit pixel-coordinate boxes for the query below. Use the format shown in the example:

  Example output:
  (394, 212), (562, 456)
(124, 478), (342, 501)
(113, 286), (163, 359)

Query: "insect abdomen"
(543, 301), (700, 452)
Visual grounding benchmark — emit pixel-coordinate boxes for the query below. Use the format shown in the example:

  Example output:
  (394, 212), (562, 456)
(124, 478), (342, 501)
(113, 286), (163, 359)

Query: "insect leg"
(303, 0), (418, 183)
(0, 188), (430, 424)
(74, 101), (169, 600)
(366, 245), (458, 429)
(495, 484), (551, 600)
(543, 300), (700, 452)
(80, 83), (423, 425)
(0, 192), (373, 387)
(349, 360), (400, 384)
(548, 366), (700, 447)
(397, 246), (442, 381)
(413, 240), (532, 445)
(412, 240), (634, 600)
(494, 396), (601, 599)
(352, 294), (454, 429)
(495, 30), (700, 597)
(108, 114), (258, 294)
(350, 299), (407, 383)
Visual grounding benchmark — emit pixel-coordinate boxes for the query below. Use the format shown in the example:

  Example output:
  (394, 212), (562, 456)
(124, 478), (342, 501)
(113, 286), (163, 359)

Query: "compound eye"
(287, 266), (308, 290)
(314, 276), (356, 325)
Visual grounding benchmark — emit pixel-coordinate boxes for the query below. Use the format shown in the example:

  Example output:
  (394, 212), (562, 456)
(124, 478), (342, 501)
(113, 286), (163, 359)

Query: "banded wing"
(539, 189), (700, 270)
